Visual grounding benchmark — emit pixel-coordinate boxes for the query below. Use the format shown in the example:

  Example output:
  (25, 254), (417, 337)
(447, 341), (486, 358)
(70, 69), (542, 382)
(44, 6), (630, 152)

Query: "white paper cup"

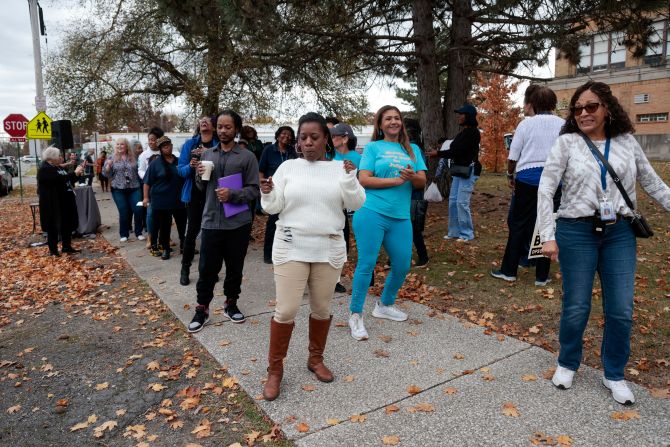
(201, 160), (214, 181)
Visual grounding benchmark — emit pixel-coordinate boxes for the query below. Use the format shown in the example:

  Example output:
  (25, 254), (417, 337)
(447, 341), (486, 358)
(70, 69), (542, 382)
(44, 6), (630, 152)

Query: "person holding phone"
(178, 115), (218, 285)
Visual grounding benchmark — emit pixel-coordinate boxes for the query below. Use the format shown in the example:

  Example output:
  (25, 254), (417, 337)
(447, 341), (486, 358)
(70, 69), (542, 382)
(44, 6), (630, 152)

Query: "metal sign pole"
(17, 142), (24, 203)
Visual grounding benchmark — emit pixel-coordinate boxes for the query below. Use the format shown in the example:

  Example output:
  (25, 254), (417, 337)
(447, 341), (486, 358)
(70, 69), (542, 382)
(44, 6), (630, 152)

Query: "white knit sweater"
(261, 158), (366, 268)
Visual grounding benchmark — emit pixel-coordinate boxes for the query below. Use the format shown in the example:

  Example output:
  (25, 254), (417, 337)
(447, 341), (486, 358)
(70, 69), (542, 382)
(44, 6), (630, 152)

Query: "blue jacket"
(178, 134), (218, 203)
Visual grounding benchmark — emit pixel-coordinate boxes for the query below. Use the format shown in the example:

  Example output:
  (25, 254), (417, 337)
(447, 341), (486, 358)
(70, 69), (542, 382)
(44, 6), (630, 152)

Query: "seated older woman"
(37, 146), (84, 256)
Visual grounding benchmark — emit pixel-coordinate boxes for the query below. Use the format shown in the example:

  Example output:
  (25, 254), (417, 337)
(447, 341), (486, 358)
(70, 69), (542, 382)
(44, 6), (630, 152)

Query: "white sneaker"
(603, 378), (635, 405)
(349, 313), (368, 341)
(372, 301), (408, 322)
(119, 237), (128, 242)
(137, 234), (146, 241)
(551, 365), (575, 389)
(535, 278), (551, 286)
(443, 235), (456, 240)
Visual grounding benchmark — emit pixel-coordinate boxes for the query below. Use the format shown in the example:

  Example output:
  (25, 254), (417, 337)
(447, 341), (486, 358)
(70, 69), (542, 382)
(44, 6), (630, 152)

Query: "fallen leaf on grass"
(385, 405), (400, 414)
(407, 385), (422, 395)
(245, 430), (261, 445)
(222, 377), (238, 388)
(627, 368), (640, 377)
(382, 435), (400, 445)
(502, 402), (520, 417)
(93, 420), (118, 438)
(650, 388), (670, 398)
(180, 397), (200, 410)
(70, 421), (89, 432)
(146, 361), (160, 371)
(611, 410), (640, 421)
(296, 422), (309, 433)
(148, 383), (167, 392)
(6, 405), (20, 414)
(443, 387), (457, 395)
(95, 382), (109, 391)
(170, 420), (184, 429)
(115, 409), (126, 417)
(191, 419), (212, 438)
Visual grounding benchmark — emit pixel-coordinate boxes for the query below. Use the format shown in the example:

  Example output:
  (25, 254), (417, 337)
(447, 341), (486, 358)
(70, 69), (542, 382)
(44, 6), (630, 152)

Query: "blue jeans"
(556, 218), (636, 380)
(111, 187), (143, 238)
(350, 207), (412, 314)
(448, 175), (478, 240)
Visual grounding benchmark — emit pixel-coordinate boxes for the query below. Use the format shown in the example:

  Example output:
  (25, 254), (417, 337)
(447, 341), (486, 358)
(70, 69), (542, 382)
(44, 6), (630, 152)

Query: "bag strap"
(579, 132), (637, 212)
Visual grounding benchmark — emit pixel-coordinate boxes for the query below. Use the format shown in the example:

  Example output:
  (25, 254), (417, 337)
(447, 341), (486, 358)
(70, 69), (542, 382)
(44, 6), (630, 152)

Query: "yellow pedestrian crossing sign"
(27, 112), (52, 139)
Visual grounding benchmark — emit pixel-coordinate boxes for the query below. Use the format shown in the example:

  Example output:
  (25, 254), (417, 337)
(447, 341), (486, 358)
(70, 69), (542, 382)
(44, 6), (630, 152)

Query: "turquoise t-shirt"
(333, 150), (362, 168)
(359, 140), (427, 219)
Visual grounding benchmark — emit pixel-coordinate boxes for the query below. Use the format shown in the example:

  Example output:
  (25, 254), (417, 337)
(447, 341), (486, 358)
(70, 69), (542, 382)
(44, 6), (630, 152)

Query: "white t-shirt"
(508, 114), (564, 172)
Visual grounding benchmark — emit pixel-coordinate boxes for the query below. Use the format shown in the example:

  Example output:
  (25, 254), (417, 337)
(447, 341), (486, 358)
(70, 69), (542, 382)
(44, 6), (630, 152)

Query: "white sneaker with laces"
(372, 301), (408, 322)
(137, 234), (146, 241)
(535, 278), (551, 287)
(551, 365), (575, 389)
(603, 377), (635, 405)
(120, 237), (128, 242)
(349, 313), (368, 341)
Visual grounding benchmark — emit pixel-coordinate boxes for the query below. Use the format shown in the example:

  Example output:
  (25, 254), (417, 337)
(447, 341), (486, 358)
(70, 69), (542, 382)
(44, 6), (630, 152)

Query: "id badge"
(599, 197), (615, 221)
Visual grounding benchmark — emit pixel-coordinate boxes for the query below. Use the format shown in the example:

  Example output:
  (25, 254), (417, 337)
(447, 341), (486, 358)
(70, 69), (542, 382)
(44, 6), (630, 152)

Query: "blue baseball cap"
(454, 104), (477, 115)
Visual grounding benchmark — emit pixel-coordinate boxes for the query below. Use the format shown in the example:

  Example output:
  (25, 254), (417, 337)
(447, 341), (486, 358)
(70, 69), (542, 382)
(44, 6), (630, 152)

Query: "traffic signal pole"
(28, 0), (44, 163)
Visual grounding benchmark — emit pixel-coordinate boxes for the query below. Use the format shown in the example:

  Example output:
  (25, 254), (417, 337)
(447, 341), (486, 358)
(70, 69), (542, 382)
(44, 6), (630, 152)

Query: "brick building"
(546, 17), (670, 160)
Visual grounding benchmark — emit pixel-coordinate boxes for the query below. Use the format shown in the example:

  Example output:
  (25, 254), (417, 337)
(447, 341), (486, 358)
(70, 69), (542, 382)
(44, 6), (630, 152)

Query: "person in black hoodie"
(37, 146), (84, 256)
(428, 104), (481, 241)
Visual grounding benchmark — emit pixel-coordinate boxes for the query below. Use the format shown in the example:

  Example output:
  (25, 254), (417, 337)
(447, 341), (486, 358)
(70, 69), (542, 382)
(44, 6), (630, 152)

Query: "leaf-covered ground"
(344, 161), (670, 395)
(0, 191), (291, 447)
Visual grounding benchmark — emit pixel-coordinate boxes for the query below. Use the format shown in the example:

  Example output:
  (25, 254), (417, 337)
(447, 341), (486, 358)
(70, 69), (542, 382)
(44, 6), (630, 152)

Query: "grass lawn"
(345, 161), (670, 391)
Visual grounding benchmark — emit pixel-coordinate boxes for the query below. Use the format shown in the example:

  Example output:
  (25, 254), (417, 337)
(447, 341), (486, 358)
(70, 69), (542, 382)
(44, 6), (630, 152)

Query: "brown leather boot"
(263, 318), (294, 401)
(307, 314), (334, 383)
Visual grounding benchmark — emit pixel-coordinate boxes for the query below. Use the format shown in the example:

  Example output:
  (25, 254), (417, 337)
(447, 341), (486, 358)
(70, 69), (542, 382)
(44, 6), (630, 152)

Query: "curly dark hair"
(560, 81), (635, 137)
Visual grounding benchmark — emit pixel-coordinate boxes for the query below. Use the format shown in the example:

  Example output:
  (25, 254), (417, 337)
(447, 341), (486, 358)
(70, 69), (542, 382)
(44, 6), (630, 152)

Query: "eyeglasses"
(571, 102), (602, 116)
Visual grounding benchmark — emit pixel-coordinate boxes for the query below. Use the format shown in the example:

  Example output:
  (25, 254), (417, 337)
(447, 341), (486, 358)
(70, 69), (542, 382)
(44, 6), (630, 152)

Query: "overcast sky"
(0, 0), (549, 136)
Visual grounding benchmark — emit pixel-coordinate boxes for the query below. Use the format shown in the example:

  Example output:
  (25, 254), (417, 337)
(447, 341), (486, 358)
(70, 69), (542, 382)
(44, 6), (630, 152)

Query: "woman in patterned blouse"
(537, 81), (670, 406)
(103, 138), (145, 242)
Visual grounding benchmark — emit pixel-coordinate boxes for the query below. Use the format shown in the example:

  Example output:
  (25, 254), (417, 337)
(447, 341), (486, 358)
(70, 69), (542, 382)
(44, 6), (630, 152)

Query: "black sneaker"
(179, 265), (190, 286)
(188, 305), (209, 333)
(415, 258), (429, 268)
(224, 301), (246, 324)
(334, 282), (347, 293)
(263, 256), (272, 265)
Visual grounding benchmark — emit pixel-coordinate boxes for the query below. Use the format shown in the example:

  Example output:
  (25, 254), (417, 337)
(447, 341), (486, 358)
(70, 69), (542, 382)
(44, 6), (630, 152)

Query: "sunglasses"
(571, 102), (602, 115)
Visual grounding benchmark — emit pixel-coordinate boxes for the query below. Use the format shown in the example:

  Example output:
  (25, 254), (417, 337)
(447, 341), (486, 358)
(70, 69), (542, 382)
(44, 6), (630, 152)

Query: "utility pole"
(28, 0), (46, 161)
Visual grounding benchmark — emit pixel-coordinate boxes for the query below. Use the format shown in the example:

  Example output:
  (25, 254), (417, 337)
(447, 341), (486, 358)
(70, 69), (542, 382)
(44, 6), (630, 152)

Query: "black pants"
(500, 181), (550, 281)
(173, 207), (187, 243)
(47, 227), (72, 254)
(152, 209), (174, 251)
(196, 225), (252, 307)
(343, 211), (351, 254)
(182, 188), (205, 267)
(263, 214), (279, 259)
(413, 224), (428, 262)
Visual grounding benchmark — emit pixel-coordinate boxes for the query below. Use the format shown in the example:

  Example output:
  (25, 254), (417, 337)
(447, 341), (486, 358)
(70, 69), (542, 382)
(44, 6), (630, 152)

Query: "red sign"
(3, 114), (29, 138)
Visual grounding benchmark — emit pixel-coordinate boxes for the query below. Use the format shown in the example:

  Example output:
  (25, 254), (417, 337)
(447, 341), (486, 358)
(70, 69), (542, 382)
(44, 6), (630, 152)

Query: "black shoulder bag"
(580, 133), (653, 238)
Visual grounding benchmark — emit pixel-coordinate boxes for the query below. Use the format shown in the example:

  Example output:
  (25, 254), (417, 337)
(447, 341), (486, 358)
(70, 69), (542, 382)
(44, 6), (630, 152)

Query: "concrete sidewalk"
(94, 189), (670, 446)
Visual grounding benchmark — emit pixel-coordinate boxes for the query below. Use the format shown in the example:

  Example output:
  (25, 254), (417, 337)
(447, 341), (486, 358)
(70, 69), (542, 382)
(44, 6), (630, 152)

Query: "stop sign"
(3, 114), (29, 138)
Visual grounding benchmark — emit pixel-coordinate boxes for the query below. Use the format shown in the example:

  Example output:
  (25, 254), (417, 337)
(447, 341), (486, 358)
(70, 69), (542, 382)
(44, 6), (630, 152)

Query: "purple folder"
(217, 173), (249, 217)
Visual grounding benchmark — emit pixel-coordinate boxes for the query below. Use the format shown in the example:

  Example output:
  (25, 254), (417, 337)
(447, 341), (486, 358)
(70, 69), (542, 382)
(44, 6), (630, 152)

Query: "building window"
(637, 113), (668, 123)
(577, 31), (628, 73)
(644, 21), (667, 65)
(634, 94), (649, 104)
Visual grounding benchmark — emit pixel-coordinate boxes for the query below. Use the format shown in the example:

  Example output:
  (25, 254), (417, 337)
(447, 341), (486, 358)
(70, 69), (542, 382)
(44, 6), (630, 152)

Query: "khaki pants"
(273, 261), (342, 323)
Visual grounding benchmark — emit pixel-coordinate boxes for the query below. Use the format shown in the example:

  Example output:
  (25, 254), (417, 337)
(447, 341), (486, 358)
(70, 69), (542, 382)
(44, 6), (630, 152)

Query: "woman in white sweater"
(260, 112), (366, 401)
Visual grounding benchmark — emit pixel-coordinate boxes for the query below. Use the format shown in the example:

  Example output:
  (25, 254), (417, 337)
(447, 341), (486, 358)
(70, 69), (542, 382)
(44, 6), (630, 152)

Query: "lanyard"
(589, 138), (610, 191)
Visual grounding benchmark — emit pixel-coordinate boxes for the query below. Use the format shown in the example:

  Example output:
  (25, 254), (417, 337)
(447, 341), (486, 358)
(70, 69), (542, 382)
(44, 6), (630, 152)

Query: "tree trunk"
(411, 0), (443, 159)
(443, 0), (473, 139)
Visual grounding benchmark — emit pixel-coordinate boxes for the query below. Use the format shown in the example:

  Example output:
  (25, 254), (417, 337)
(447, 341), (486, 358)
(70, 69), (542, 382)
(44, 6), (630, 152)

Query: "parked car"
(0, 157), (18, 177)
(20, 155), (38, 163)
(0, 165), (13, 196)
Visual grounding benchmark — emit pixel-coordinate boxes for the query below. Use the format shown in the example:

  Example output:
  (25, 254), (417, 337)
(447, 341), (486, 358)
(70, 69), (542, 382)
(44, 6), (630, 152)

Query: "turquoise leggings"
(350, 207), (412, 313)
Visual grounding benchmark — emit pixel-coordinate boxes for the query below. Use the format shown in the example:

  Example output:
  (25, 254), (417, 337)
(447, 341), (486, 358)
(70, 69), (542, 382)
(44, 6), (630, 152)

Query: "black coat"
(37, 161), (78, 235)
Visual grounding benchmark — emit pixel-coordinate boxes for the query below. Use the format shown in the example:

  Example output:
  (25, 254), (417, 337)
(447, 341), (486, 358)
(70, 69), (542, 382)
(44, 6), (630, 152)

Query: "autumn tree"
(474, 74), (521, 173)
